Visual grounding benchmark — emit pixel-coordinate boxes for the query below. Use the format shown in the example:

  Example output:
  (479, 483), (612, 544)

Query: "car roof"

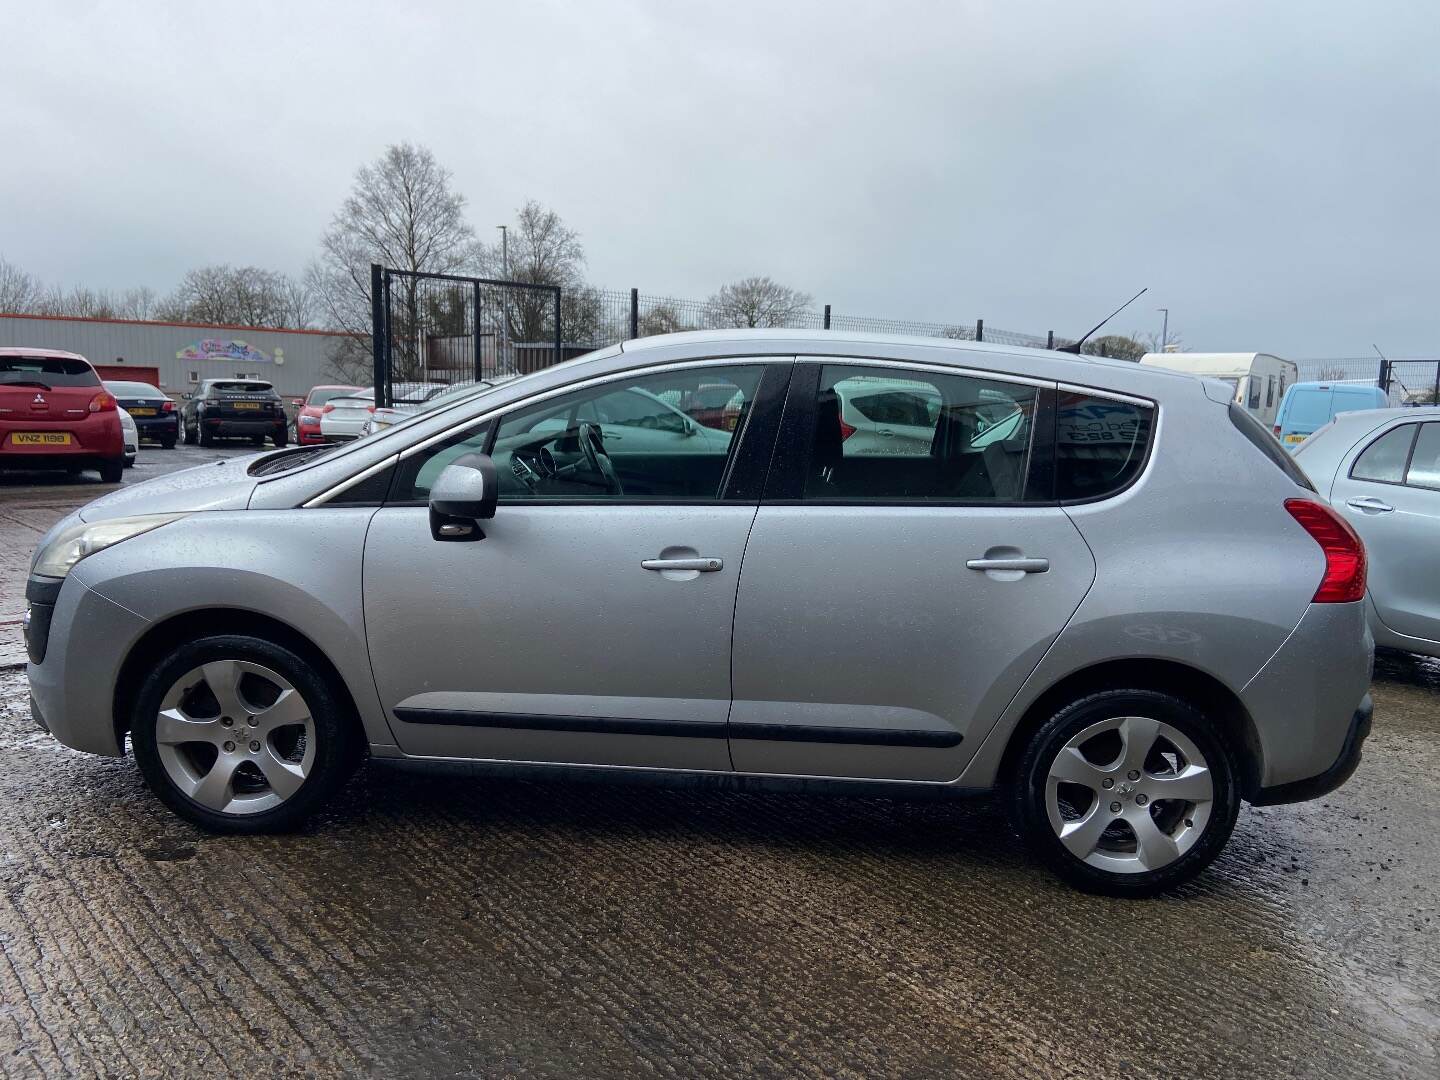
(0, 346), (91, 362)
(613, 329), (1206, 399)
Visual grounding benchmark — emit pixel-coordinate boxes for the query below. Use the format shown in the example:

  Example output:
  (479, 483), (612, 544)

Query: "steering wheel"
(577, 422), (624, 496)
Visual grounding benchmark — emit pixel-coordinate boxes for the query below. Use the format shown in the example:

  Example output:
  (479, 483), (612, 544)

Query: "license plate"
(129, 407), (157, 416)
(233, 402), (261, 410)
(12, 432), (72, 446)
(1284, 434), (1305, 444)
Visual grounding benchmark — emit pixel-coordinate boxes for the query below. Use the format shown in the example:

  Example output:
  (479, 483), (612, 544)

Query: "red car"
(1, 348), (125, 482)
(295, 384), (363, 445)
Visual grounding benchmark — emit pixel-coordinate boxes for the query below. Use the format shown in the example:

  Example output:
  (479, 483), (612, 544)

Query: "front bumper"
(1252, 695), (1372, 805)
(26, 573), (151, 757)
(205, 417), (283, 436)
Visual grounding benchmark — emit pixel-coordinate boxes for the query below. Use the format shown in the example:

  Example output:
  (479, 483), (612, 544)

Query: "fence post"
(1047, 330), (1055, 350)
(975, 319), (984, 342)
(472, 280), (483, 383)
(629, 288), (639, 340)
(1433, 361), (1439, 404)
(369, 263), (386, 408)
(823, 304), (831, 330)
(554, 289), (563, 368)
(1377, 357), (1389, 392)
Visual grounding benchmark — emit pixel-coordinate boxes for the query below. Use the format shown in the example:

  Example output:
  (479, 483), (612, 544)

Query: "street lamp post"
(497, 225), (510, 368)
(1157, 308), (1169, 352)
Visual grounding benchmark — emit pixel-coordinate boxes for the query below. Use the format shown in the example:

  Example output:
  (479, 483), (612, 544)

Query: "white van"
(1138, 352), (1298, 429)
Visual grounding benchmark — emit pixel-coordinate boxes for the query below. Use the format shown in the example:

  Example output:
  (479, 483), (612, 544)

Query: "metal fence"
(580, 288), (1067, 351)
(369, 265), (564, 408)
(1294, 357), (1440, 403)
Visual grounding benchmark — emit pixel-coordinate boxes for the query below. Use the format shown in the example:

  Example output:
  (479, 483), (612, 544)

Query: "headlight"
(32, 514), (188, 579)
(300, 415), (320, 425)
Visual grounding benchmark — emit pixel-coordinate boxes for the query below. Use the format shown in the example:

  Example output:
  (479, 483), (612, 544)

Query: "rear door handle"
(966, 557), (1049, 573)
(642, 557), (723, 572)
(1346, 496), (1394, 513)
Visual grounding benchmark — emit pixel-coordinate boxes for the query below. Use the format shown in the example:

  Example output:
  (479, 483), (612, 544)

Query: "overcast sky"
(5, 0), (1438, 357)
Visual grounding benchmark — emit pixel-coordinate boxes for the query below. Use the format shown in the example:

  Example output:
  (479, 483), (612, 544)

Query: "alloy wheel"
(1045, 715), (1214, 874)
(153, 659), (315, 815)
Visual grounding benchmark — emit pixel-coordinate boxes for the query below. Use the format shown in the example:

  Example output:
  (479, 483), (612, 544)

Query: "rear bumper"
(131, 415), (179, 437)
(0, 451), (124, 470)
(1240, 599), (1373, 798)
(1252, 696), (1372, 805)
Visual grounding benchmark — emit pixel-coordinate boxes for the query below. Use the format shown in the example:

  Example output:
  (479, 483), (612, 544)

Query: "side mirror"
(428, 453), (498, 542)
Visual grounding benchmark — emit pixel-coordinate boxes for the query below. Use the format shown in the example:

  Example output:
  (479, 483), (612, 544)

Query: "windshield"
(0, 356), (100, 388)
(1286, 389), (1335, 427)
(105, 381), (165, 397)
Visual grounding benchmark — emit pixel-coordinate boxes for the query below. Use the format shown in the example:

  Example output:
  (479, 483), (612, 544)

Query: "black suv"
(182, 379), (289, 448)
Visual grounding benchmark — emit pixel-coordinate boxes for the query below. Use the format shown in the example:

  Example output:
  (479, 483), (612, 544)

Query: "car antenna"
(1057, 287), (1148, 354)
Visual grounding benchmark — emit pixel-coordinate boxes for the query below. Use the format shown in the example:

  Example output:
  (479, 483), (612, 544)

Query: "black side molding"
(393, 709), (727, 739)
(729, 722), (962, 748)
(393, 708), (961, 748)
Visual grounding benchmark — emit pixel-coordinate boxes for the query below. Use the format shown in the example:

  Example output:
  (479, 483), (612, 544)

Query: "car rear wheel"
(98, 458), (124, 483)
(273, 428), (289, 447)
(160, 436), (176, 450)
(199, 426), (214, 447)
(1010, 689), (1241, 897)
(130, 635), (364, 833)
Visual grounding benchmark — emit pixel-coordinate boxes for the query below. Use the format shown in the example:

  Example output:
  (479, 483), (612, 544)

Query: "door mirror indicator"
(428, 453), (497, 541)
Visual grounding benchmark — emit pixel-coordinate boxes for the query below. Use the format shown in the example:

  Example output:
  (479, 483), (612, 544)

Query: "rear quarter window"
(1055, 393), (1154, 502)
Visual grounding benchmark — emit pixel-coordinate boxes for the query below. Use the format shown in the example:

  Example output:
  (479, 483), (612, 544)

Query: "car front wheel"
(1010, 689), (1241, 897)
(130, 635), (363, 833)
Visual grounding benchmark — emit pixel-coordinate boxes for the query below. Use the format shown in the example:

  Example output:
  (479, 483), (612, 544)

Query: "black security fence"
(581, 288), (1066, 351)
(1295, 357), (1440, 403)
(369, 265), (563, 408)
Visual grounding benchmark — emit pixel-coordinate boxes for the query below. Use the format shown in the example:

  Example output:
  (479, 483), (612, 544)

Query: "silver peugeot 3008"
(24, 330), (1373, 896)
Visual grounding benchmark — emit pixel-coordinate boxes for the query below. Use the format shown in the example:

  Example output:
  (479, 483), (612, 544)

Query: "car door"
(1332, 420), (1440, 643)
(728, 360), (1097, 782)
(362, 360), (789, 770)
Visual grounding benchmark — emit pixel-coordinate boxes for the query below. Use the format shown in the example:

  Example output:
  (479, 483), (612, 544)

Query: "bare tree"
(0, 255), (42, 312)
(1082, 334), (1148, 361)
(160, 265), (313, 327)
(638, 302), (694, 337)
(1139, 330), (1184, 354)
(706, 277), (813, 328)
(478, 201), (605, 348)
(309, 142), (479, 382)
(1315, 364), (1348, 381)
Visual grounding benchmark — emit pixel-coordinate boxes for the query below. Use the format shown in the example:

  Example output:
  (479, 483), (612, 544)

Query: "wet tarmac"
(0, 654), (1436, 1077)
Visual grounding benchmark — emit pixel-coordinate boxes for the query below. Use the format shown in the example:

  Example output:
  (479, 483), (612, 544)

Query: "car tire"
(130, 634), (364, 833)
(1009, 689), (1241, 897)
(98, 458), (125, 483)
(251, 435), (265, 447)
(161, 436), (177, 450)
(199, 426), (214, 447)
(273, 428), (289, 448)
(123, 456), (136, 469)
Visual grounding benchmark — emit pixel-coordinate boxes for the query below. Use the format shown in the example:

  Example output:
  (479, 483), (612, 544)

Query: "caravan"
(1138, 352), (1298, 430)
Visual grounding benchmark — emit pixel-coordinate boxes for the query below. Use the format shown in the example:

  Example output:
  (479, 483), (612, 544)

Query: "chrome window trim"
(1056, 382), (1156, 409)
(303, 453), (400, 508)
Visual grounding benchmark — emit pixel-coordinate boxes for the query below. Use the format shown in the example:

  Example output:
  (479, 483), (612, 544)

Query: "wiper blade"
(1, 379), (53, 390)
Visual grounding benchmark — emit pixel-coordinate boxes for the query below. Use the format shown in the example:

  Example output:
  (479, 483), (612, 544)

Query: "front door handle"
(966, 556), (1049, 573)
(1346, 496), (1394, 514)
(641, 557), (723, 572)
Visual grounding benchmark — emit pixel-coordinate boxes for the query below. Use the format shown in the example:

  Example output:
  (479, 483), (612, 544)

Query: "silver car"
(1294, 405), (1440, 657)
(23, 331), (1373, 896)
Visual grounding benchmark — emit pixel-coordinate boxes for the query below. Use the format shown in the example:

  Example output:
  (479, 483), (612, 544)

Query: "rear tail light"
(838, 416), (857, 440)
(88, 391), (116, 413)
(1273, 425), (1281, 436)
(322, 403), (335, 413)
(367, 405), (376, 413)
(161, 400), (175, 413)
(1285, 498), (1367, 603)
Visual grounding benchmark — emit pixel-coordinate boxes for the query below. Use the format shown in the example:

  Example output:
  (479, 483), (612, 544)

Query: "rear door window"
(1404, 423), (1440, 491)
(1055, 394), (1154, 501)
(1350, 424), (1417, 484)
